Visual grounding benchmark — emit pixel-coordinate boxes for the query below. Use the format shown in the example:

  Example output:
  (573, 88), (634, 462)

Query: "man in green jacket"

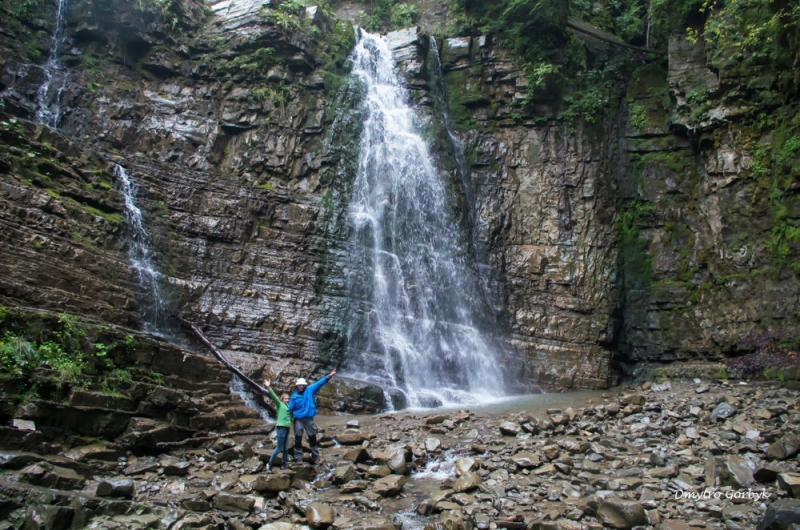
(262, 379), (291, 471)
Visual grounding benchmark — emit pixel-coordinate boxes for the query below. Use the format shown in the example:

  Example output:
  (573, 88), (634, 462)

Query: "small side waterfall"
(114, 164), (165, 332)
(36, 0), (69, 128)
(341, 31), (505, 409)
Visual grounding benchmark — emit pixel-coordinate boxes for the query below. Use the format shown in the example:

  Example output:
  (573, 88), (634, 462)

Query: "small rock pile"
(0, 381), (799, 529)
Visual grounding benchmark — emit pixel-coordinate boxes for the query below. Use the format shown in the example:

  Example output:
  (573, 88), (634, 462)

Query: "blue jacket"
(289, 376), (330, 419)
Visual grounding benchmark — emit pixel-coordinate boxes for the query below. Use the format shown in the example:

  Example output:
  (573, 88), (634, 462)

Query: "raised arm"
(307, 370), (337, 394)
(263, 379), (282, 407)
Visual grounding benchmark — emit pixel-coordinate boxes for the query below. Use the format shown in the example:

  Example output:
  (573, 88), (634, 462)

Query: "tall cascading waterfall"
(36, 0), (69, 128)
(341, 31), (506, 409)
(114, 164), (166, 332)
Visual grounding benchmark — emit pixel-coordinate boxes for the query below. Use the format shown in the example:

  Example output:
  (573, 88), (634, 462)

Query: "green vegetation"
(745, 111), (800, 271)
(688, 0), (800, 99)
(617, 200), (655, 289)
(0, 310), (164, 399)
(0, 332), (83, 381)
(355, 0), (418, 31)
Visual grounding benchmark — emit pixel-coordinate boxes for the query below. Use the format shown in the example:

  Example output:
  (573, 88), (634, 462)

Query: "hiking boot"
(267, 465), (273, 473)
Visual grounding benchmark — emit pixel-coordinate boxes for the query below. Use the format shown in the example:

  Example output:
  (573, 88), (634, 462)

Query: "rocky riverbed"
(1, 380), (800, 529)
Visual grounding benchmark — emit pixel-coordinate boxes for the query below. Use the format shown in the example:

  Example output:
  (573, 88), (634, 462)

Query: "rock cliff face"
(0, 0), (798, 407)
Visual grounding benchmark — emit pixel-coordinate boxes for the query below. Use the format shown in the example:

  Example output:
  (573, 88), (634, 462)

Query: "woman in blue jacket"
(290, 369), (335, 463)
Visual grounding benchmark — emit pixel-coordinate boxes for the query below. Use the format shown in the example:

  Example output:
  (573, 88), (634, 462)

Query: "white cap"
(296, 378), (308, 386)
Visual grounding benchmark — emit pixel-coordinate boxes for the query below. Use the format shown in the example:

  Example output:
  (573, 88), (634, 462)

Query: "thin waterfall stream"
(114, 164), (165, 333)
(114, 164), (270, 416)
(36, 0), (69, 128)
(341, 31), (506, 409)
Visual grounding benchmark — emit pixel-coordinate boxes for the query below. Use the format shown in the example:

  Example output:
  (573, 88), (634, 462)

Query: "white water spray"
(115, 164), (165, 331)
(35, 0), (69, 128)
(342, 31), (505, 409)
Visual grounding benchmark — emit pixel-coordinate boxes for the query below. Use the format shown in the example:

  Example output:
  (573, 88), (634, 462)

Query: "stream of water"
(341, 31), (506, 410)
(35, 0), (69, 128)
(114, 164), (165, 332)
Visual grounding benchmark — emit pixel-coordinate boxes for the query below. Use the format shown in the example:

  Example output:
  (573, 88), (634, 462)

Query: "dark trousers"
(293, 417), (319, 461)
(268, 426), (289, 467)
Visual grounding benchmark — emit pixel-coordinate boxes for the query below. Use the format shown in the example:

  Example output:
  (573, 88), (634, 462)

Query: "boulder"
(306, 502), (335, 529)
(374, 474), (406, 497)
(757, 498), (800, 530)
(709, 402), (737, 421)
(122, 456), (158, 476)
(455, 457), (478, 475)
(386, 447), (408, 475)
(439, 509), (468, 530)
(216, 443), (253, 463)
(96, 478), (134, 498)
(336, 429), (365, 445)
(767, 434), (800, 460)
(425, 437), (442, 452)
(253, 472), (293, 493)
(596, 498), (648, 529)
(499, 421), (521, 436)
(453, 471), (481, 493)
(213, 492), (254, 513)
(331, 464), (359, 485)
(778, 473), (800, 497)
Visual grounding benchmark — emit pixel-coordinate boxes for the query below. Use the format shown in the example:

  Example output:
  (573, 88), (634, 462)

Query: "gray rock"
(453, 471), (481, 493)
(757, 498), (800, 530)
(499, 421), (521, 436)
(332, 464), (359, 485)
(767, 433), (800, 460)
(336, 429), (365, 445)
(778, 473), (800, 497)
(373, 474), (406, 497)
(709, 402), (737, 421)
(596, 498), (648, 529)
(213, 491), (254, 512)
(164, 460), (191, 476)
(122, 456), (158, 476)
(306, 502), (335, 529)
(511, 452), (540, 468)
(96, 477), (134, 498)
(253, 472), (292, 493)
(386, 447), (408, 475)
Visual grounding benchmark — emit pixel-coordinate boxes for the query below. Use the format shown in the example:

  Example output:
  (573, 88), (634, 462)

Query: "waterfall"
(341, 31), (505, 409)
(35, 0), (69, 128)
(114, 164), (165, 332)
(231, 375), (271, 423)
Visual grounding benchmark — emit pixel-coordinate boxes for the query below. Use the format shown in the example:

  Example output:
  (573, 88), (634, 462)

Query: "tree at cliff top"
(690, 0), (800, 99)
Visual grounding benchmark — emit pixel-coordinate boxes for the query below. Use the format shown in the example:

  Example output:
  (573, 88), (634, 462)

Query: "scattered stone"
(96, 478), (134, 498)
(756, 498), (800, 530)
(12, 419), (36, 431)
(596, 498), (648, 529)
(373, 474), (406, 497)
(306, 502), (335, 529)
(213, 491), (254, 513)
(164, 460), (191, 476)
(778, 473), (800, 497)
(453, 471), (482, 493)
(709, 402), (737, 421)
(336, 430), (365, 445)
(122, 456), (158, 476)
(425, 437), (442, 452)
(499, 421), (521, 436)
(767, 434), (800, 460)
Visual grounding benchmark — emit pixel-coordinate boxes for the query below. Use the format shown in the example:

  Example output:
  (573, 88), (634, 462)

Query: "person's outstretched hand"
(329, 369), (337, 378)
(263, 379), (271, 388)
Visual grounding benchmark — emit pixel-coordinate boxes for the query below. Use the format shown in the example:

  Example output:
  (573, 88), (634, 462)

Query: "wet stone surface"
(0, 381), (799, 528)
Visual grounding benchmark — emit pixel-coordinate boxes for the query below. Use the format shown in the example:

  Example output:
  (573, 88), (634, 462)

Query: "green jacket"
(267, 387), (292, 428)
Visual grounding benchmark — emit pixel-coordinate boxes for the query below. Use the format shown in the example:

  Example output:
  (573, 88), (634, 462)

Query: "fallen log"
(181, 319), (268, 396)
